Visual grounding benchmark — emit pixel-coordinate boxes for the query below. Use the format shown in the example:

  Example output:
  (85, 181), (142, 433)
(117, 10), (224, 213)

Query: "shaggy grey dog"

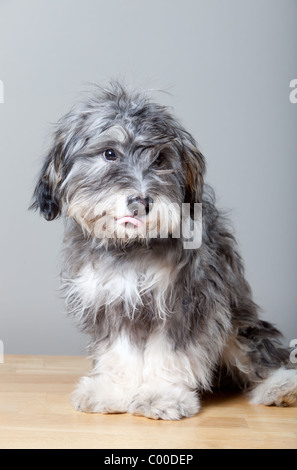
(32, 82), (297, 419)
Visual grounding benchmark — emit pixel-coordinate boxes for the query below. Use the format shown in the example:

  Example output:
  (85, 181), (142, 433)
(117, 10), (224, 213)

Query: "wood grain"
(0, 355), (296, 449)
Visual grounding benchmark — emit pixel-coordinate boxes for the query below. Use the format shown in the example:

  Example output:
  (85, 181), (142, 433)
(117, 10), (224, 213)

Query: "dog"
(31, 82), (297, 419)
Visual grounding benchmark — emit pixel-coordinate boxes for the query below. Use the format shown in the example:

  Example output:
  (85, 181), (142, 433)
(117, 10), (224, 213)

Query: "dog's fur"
(31, 82), (297, 419)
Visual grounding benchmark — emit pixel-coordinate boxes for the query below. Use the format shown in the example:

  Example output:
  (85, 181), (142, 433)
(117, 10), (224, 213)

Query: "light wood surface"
(0, 355), (296, 449)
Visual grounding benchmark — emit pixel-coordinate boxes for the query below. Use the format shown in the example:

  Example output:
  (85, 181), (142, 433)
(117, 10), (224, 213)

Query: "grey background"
(0, 0), (296, 355)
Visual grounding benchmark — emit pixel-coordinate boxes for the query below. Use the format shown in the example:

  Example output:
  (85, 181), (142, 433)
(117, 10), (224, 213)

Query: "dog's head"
(31, 83), (205, 245)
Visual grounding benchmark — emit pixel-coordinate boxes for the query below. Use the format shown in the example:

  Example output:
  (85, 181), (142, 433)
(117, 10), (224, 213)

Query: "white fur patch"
(63, 251), (177, 321)
(72, 334), (143, 413)
(72, 330), (202, 419)
(249, 367), (297, 406)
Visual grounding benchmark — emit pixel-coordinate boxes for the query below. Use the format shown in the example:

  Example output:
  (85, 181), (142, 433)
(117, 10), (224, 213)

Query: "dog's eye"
(103, 149), (117, 161)
(153, 153), (163, 167)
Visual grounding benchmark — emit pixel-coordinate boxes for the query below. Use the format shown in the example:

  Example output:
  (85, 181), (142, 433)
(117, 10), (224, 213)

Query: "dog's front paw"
(72, 376), (107, 413)
(129, 386), (200, 420)
(72, 375), (127, 414)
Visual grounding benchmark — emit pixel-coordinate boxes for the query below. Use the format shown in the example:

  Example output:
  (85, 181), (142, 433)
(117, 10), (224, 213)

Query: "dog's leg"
(221, 320), (297, 406)
(72, 334), (143, 414)
(128, 330), (204, 420)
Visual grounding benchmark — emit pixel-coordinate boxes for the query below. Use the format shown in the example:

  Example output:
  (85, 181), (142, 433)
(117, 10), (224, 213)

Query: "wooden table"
(0, 355), (296, 449)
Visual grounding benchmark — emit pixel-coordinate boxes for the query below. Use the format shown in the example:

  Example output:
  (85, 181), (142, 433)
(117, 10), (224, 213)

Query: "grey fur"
(31, 82), (296, 419)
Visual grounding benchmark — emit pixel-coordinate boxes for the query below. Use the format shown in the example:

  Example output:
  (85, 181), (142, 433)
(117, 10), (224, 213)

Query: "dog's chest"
(70, 253), (174, 316)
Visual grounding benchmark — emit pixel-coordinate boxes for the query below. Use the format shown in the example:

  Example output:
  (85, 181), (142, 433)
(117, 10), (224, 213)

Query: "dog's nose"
(127, 195), (153, 216)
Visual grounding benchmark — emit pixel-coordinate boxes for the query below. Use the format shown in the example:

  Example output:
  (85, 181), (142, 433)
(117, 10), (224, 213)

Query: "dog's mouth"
(116, 216), (143, 228)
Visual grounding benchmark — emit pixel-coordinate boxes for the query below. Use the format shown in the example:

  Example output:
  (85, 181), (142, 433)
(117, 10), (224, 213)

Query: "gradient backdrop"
(0, 0), (296, 355)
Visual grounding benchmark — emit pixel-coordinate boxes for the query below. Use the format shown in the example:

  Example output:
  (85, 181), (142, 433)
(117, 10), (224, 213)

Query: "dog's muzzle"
(127, 195), (153, 216)
(116, 195), (153, 227)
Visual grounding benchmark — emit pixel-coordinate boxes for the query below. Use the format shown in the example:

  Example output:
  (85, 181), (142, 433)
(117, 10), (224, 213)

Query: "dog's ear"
(180, 132), (206, 204)
(30, 137), (64, 221)
(31, 106), (89, 221)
